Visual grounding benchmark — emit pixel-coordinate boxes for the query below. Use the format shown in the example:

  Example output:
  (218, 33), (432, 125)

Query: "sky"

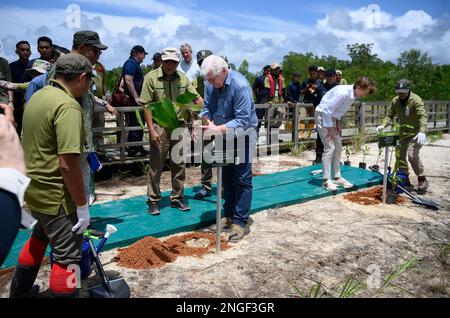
(0, 0), (449, 72)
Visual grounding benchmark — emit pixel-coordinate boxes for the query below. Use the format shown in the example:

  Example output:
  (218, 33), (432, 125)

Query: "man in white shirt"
(177, 43), (201, 84)
(315, 77), (375, 191)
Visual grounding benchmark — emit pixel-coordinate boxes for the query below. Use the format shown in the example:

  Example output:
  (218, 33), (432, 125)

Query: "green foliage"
(338, 276), (367, 298)
(427, 130), (444, 144)
(351, 127), (366, 153)
(287, 141), (307, 157)
(141, 92), (200, 131)
(238, 59), (256, 85)
(376, 255), (417, 295)
(362, 144), (370, 163)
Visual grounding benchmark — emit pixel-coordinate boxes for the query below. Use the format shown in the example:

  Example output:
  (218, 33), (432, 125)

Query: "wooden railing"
(93, 100), (450, 165)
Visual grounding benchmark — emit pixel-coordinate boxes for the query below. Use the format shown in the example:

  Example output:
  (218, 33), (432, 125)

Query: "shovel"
(87, 237), (131, 298)
(369, 166), (439, 210)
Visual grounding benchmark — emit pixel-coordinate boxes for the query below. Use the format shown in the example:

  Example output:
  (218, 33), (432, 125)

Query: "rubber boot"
(417, 176), (429, 194)
(9, 265), (41, 298)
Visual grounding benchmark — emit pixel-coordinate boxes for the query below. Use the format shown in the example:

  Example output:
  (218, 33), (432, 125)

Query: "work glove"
(72, 203), (90, 235)
(21, 209), (37, 230)
(376, 125), (384, 134)
(413, 132), (426, 145)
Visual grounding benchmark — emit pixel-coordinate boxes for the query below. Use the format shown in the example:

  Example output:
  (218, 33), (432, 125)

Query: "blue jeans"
(222, 135), (254, 228)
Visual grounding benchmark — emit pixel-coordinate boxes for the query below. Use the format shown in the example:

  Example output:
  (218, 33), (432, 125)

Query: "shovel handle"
(88, 238), (113, 294)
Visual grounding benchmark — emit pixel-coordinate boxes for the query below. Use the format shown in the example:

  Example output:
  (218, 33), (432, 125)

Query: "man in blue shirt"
(199, 55), (258, 243)
(123, 45), (148, 157)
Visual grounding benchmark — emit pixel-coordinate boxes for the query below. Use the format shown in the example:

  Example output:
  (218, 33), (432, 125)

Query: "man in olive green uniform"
(264, 63), (287, 128)
(10, 54), (93, 298)
(140, 47), (203, 215)
(46, 31), (116, 209)
(0, 57), (14, 112)
(193, 49), (214, 200)
(377, 79), (429, 193)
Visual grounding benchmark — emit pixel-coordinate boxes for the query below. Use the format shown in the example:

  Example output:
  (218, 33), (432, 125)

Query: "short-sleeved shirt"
(0, 57), (12, 103)
(22, 80), (85, 215)
(123, 57), (144, 95)
(47, 64), (96, 152)
(139, 67), (199, 120)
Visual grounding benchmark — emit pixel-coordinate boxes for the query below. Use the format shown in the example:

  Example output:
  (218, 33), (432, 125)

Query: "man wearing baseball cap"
(377, 79), (429, 193)
(122, 45), (149, 157)
(152, 52), (163, 70)
(140, 47), (203, 215)
(10, 53), (93, 298)
(45, 30), (116, 224)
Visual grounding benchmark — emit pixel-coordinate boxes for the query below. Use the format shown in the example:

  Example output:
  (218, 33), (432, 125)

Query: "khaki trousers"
(147, 124), (189, 202)
(397, 136), (425, 177)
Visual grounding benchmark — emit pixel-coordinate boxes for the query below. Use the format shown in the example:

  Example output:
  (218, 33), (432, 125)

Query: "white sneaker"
(323, 180), (338, 191)
(334, 177), (353, 189)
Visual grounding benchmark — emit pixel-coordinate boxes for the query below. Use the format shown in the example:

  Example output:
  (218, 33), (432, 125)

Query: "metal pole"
(216, 166), (222, 254)
(382, 146), (389, 205)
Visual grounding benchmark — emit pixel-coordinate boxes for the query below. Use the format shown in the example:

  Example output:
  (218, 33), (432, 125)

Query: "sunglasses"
(163, 60), (178, 65)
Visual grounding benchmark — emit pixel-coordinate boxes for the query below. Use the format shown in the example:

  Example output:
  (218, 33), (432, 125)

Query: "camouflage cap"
(73, 30), (108, 50)
(396, 79), (412, 93)
(25, 59), (51, 76)
(197, 49), (213, 63)
(55, 53), (93, 76)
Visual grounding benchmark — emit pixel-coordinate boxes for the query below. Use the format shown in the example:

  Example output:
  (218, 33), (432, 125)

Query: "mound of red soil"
(343, 186), (407, 205)
(116, 232), (228, 269)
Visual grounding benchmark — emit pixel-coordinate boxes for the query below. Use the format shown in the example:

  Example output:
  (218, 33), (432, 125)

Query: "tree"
(238, 59), (256, 85)
(347, 43), (382, 66)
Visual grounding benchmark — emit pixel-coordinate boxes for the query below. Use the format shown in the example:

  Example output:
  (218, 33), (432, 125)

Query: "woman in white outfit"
(315, 77), (375, 191)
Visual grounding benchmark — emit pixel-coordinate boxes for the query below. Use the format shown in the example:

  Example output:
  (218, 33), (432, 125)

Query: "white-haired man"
(199, 55), (258, 243)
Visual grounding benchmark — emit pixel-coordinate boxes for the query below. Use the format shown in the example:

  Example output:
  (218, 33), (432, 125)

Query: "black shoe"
(9, 265), (41, 298)
(194, 188), (212, 200)
(171, 200), (191, 211)
(147, 202), (160, 216)
(312, 158), (322, 165)
(87, 225), (105, 237)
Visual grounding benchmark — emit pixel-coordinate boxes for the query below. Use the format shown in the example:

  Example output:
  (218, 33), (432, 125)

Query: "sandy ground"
(1, 135), (449, 298)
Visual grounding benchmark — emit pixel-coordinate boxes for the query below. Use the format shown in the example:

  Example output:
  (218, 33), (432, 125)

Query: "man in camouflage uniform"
(377, 79), (429, 193)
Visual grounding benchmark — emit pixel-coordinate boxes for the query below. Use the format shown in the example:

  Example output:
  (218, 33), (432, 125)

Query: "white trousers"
(315, 112), (342, 181)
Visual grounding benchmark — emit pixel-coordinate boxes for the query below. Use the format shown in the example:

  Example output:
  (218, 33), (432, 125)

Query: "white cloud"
(0, 3), (448, 75)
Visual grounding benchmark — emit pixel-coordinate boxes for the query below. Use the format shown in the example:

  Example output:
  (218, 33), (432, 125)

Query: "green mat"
(2, 165), (382, 269)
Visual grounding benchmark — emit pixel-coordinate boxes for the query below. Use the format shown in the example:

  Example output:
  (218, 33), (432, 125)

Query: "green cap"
(73, 30), (108, 50)
(55, 53), (93, 76)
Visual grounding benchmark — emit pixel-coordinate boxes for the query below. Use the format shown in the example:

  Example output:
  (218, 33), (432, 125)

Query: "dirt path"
(1, 135), (449, 298)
